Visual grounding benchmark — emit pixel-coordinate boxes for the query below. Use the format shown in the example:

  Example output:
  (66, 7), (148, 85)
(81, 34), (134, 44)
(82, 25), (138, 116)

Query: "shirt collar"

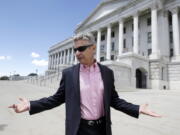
(80, 60), (99, 72)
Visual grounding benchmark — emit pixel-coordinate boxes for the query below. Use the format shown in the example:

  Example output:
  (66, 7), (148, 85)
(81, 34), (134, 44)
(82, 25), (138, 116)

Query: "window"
(147, 18), (151, 26)
(168, 13), (172, 26)
(100, 44), (105, 51)
(123, 27), (126, 34)
(111, 42), (115, 51)
(170, 32), (173, 43)
(123, 39), (126, 48)
(111, 31), (115, 38)
(170, 48), (173, 57)
(111, 55), (114, 60)
(101, 35), (105, 41)
(148, 49), (152, 56)
(100, 57), (105, 61)
(147, 32), (152, 43)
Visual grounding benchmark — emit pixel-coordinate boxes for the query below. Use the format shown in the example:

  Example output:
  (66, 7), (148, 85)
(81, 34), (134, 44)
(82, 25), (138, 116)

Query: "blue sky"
(0, 0), (101, 76)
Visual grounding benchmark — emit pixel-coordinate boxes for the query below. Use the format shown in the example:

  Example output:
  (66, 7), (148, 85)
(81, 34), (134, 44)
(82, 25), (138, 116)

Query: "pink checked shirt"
(79, 62), (105, 120)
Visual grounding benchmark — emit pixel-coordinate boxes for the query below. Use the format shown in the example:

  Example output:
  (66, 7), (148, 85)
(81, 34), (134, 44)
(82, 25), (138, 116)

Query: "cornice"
(75, 0), (148, 33)
(48, 37), (73, 53)
(76, 0), (133, 32)
(164, 0), (180, 11)
(76, 2), (106, 30)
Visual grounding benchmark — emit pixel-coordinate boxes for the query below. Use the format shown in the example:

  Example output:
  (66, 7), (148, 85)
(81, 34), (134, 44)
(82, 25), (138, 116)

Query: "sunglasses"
(73, 44), (93, 53)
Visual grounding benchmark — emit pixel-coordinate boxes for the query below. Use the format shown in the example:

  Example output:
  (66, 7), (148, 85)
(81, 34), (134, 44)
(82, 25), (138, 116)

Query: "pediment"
(76, 0), (132, 30)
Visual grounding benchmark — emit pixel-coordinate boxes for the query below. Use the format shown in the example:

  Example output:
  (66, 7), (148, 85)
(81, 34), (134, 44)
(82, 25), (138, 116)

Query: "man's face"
(74, 39), (96, 65)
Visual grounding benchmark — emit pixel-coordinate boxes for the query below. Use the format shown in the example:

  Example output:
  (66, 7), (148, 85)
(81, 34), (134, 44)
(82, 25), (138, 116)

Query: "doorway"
(136, 68), (147, 88)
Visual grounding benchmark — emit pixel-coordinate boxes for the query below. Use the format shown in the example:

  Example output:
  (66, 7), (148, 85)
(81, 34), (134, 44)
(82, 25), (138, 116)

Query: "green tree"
(0, 76), (9, 80)
(28, 73), (38, 76)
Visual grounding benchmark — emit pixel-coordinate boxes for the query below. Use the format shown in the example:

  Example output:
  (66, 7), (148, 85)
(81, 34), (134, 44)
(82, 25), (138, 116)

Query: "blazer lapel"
(73, 64), (80, 105)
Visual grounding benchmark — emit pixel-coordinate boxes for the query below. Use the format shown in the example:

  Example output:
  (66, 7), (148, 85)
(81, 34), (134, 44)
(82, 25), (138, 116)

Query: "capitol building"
(45, 0), (180, 90)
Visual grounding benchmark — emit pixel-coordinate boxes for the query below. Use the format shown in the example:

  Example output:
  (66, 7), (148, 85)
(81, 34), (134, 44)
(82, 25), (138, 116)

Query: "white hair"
(73, 33), (96, 45)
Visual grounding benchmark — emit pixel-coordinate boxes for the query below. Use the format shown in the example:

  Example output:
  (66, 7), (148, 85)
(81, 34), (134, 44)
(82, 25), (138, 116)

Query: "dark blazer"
(29, 63), (139, 135)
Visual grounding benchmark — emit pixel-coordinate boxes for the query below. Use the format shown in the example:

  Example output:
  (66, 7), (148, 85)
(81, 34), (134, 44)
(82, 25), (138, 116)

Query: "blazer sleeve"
(29, 71), (65, 115)
(110, 70), (140, 118)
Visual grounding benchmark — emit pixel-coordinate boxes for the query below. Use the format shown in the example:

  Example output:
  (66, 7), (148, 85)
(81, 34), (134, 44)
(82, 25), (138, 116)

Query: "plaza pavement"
(0, 80), (180, 135)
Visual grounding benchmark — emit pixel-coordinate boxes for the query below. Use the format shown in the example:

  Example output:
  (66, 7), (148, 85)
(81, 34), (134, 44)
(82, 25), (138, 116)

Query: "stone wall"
(102, 61), (132, 91)
(149, 59), (169, 90)
(168, 62), (180, 90)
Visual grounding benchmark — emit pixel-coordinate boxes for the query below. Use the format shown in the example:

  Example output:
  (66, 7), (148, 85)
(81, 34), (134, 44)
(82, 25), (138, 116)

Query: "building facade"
(47, 0), (180, 90)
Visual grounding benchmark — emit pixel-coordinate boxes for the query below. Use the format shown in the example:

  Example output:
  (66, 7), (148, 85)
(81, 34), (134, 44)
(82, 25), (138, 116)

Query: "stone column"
(118, 19), (124, 56)
(54, 54), (57, 69)
(150, 7), (159, 59)
(57, 52), (60, 71)
(48, 55), (51, 70)
(172, 7), (180, 58)
(51, 54), (53, 69)
(58, 52), (61, 65)
(71, 48), (74, 64)
(61, 52), (63, 64)
(67, 48), (70, 64)
(59, 51), (62, 64)
(106, 24), (111, 60)
(52, 54), (55, 69)
(55, 53), (58, 70)
(57, 52), (60, 66)
(96, 29), (101, 62)
(63, 50), (66, 64)
(54, 53), (56, 69)
(133, 13), (139, 54)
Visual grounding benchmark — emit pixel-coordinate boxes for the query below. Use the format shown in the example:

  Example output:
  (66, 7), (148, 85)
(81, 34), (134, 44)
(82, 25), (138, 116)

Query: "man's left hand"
(139, 104), (162, 117)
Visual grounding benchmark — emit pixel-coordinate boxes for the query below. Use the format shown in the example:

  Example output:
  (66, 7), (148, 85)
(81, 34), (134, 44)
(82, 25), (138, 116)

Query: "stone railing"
(25, 64), (72, 89)
(25, 72), (62, 89)
(25, 70), (63, 89)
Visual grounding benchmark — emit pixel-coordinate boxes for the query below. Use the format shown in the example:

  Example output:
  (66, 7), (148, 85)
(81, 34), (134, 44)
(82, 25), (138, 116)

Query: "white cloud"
(31, 52), (40, 58)
(0, 56), (6, 60)
(32, 59), (48, 67)
(0, 56), (12, 60)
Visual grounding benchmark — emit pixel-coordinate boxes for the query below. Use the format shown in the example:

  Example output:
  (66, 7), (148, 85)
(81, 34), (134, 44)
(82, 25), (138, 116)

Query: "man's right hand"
(8, 98), (30, 113)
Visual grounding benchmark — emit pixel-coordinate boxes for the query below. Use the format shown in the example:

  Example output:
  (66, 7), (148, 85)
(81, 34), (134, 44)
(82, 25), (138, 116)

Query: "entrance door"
(136, 69), (147, 88)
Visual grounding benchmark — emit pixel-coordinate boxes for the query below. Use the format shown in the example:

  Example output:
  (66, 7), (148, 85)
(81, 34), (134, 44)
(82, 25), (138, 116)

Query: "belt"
(80, 117), (105, 126)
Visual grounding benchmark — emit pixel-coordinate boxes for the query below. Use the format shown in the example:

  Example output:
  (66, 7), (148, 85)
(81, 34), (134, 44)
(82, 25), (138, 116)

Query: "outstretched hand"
(139, 104), (162, 117)
(8, 98), (30, 113)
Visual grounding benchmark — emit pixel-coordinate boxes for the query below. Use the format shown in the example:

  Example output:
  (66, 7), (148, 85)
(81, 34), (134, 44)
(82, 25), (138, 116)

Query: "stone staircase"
(25, 71), (62, 89)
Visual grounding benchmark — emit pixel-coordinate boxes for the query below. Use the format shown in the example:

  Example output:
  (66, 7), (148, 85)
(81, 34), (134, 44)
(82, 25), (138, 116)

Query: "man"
(9, 33), (161, 135)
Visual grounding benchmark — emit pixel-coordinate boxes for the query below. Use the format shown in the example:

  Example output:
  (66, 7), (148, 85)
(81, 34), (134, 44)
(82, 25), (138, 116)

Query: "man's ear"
(92, 45), (96, 55)
(92, 45), (96, 50)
